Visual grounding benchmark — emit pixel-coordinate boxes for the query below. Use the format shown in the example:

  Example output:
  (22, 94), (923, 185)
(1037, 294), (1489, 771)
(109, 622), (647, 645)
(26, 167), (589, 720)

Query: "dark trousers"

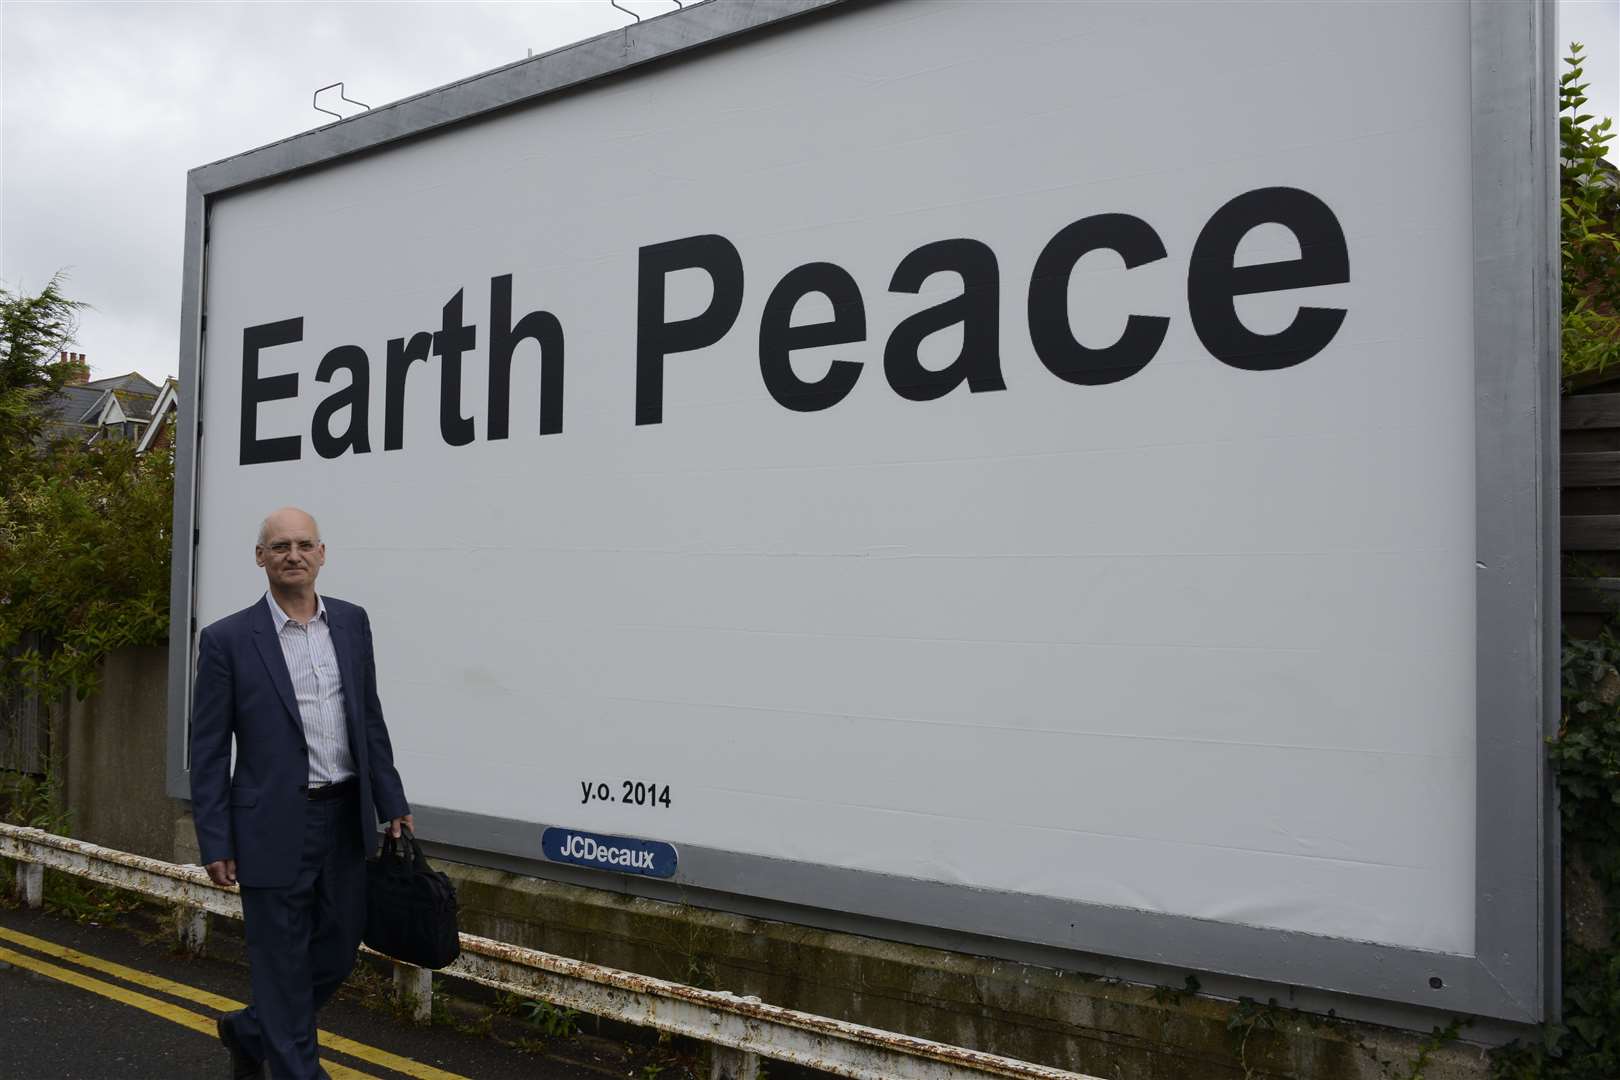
(230, 789), (366, 1080)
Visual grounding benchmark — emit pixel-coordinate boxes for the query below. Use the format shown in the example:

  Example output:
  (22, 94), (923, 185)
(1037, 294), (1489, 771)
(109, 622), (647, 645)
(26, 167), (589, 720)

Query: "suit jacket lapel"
(250, 600), (301, 727)
(324, 604), (365, 755)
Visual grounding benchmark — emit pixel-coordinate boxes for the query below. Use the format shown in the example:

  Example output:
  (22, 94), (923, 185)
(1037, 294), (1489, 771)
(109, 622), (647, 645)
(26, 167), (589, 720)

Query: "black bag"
(364, 826), (460, 969)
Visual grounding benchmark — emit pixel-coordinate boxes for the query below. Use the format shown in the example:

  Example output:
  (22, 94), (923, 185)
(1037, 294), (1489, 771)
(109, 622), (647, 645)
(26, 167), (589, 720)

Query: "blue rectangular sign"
(542, 828), (678, 879)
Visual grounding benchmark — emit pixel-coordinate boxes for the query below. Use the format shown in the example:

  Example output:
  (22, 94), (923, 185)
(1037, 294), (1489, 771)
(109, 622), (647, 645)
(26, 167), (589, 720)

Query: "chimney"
(57, 351), (90, 385)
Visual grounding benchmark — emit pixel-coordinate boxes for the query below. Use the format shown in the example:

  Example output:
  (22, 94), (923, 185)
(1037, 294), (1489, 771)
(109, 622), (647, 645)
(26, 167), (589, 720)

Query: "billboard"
(168, 0), (1558, 1023)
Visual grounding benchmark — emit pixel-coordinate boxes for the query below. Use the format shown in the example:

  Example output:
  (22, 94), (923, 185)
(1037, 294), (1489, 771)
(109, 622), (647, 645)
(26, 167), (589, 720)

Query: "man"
(190, 507), (411, 1080)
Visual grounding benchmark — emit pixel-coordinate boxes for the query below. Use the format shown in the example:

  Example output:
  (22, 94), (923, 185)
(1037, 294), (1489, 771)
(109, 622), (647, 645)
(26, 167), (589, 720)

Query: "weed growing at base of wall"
(522, 998), (581, 1038)
(0, 768), (71, 834)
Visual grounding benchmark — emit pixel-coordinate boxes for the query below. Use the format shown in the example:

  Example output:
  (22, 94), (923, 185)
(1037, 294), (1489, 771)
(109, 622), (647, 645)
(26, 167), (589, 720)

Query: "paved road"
(0, 902), (693, 1080)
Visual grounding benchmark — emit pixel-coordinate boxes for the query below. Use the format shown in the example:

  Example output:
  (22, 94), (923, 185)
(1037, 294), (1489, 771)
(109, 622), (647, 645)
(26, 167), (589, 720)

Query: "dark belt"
(305, 778), (357, 801)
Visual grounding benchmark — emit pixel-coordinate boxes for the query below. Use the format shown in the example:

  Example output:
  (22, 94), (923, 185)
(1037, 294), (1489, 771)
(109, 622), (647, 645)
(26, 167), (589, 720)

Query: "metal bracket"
(312, 82), (371, 121)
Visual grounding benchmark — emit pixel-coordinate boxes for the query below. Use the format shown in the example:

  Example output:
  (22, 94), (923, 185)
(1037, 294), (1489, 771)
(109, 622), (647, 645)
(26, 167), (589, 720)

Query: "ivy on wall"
(1490, 631), (1620, 1079)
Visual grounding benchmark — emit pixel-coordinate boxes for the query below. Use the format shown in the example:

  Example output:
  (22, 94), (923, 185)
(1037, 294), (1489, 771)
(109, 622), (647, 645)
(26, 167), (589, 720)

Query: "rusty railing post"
(709, 1045), (760, 1080)
(17, 860), (43, 909)
(175, 905), (208, 955)
(394, 961), (432, 1022)
(709, 994), (760, 1080)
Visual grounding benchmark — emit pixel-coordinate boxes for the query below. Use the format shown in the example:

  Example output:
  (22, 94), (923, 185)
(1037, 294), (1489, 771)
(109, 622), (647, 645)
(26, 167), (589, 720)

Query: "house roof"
(38, 384), (108, 433)
(84, 372), (160, 396)
(36, 372), (166, 444)
(135, 378), (180, 454)
(101, 388), (158, 422)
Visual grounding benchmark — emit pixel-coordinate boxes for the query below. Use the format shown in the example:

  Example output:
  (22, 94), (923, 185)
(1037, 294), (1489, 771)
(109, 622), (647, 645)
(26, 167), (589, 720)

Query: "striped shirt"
(265, 592), (356, 785)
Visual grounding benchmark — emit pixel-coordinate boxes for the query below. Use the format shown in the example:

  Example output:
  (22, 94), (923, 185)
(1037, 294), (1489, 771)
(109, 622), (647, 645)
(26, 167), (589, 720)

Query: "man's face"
(255, 514), (325, 591)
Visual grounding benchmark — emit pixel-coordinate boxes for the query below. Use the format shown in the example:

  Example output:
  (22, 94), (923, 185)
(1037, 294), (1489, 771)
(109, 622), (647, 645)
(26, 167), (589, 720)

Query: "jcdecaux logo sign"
(542, 828), (678, 879)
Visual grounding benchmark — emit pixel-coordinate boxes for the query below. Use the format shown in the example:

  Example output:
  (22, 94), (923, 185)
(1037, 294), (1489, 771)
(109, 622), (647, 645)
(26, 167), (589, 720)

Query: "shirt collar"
(265, 591), (327, 631)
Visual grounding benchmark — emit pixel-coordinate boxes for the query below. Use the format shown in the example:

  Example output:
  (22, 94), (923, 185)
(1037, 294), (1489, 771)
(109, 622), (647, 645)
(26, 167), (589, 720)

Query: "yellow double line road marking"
(0, 945), (397, 1078)
(0, 925), (470, 1080)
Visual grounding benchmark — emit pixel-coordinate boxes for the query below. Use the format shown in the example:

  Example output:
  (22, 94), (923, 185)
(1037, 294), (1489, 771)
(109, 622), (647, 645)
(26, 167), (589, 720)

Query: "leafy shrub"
(1561, 45), (1620, 385)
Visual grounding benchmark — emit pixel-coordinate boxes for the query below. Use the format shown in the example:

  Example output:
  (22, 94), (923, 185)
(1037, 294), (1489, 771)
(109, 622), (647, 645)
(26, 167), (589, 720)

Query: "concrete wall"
(58, 645), (179, 860)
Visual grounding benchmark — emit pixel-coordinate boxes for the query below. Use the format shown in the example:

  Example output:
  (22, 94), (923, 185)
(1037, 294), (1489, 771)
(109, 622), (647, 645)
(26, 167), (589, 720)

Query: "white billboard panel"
(176, 0), (1554, 1021)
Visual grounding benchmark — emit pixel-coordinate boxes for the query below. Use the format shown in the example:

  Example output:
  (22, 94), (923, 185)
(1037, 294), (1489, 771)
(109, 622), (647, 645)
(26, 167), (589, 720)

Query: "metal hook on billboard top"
(610, 0), (640, 23)
(312, 82), (371, 121)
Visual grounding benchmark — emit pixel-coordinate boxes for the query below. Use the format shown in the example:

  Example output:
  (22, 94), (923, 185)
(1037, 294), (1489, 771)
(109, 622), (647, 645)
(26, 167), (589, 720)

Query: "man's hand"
(205, 859), (237, 887)
(388, 814), (414, 839)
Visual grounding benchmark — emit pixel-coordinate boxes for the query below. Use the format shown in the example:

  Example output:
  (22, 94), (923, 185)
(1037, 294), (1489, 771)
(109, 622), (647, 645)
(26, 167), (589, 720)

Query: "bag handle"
(400, 824), (430, 871)
(376, 825), (429, 870)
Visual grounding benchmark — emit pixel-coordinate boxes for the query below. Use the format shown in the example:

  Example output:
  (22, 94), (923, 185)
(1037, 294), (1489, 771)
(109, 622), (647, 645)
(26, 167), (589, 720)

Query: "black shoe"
(216, 1014), (263, 1080)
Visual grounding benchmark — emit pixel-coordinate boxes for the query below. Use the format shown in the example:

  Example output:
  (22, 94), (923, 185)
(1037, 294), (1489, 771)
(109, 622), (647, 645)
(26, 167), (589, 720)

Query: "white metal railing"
(0, 823), (1102, 1080)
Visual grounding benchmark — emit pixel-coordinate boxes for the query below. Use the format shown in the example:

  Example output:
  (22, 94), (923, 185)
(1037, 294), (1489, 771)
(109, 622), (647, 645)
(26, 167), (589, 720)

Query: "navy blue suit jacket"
(189, 595), (410, 888)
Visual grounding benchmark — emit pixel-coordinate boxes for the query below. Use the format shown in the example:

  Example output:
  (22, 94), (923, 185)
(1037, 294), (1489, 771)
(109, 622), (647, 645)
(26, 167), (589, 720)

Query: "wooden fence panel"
(1562, 386), (1620, 624)
(0, 635), (51, 775)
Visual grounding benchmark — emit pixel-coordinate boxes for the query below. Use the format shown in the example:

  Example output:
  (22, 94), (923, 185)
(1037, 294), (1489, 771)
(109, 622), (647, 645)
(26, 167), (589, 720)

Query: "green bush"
(0, 277), (172, 702)
(0, 440), (173, 700)
(1560, 44), (1620, 385)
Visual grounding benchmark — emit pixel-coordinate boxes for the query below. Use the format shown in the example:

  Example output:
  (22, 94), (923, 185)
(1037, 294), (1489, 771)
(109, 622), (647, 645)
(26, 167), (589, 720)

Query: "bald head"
(257, 507), (320, 548)
(255, 507), (326, 598)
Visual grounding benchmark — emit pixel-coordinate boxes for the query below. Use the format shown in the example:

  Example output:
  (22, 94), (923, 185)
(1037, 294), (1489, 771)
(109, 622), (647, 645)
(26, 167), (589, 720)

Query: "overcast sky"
(3, 0), (1617, 386)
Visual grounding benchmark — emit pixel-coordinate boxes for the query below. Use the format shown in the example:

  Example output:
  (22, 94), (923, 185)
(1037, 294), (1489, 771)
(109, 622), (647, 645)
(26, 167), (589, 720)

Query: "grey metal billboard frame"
(165, 0), (1559, 1026)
